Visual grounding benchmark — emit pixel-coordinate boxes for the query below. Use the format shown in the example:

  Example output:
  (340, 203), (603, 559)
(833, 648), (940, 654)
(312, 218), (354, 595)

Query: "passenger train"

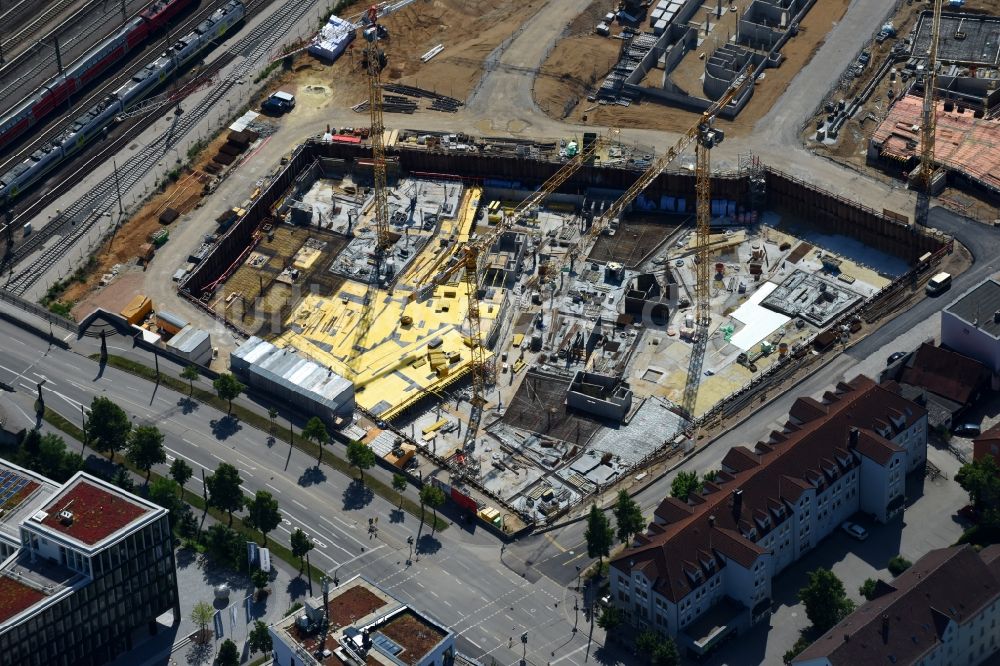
(0, 0), (199, 152)
(0, 0), (245, 204)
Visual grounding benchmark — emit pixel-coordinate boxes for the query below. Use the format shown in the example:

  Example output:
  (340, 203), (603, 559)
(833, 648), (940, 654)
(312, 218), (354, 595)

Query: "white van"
(926, 272), (952, 296)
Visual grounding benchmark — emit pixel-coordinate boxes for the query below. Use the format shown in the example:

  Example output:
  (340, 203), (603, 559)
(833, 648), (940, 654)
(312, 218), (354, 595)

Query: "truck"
(261, 91), (295, 115)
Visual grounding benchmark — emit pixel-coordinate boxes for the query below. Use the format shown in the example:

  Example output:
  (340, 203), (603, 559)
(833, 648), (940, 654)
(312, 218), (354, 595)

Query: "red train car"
(142, 0), (195, 30)
(0, 0), (192, 151)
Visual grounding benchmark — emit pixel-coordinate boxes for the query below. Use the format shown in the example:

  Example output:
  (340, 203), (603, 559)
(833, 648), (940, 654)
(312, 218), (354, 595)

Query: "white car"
(841, 521), (868, 541)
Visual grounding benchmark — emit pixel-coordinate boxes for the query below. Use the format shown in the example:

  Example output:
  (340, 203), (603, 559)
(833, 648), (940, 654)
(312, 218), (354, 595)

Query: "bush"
(887, 555), (912, 576)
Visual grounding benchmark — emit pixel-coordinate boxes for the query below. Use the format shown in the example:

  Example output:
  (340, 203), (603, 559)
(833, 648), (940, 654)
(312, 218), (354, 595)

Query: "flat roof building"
(270, 574), (454, 666)
(0, 462), (178, 666)
(941, 276), (1000, 377)
(231, 336), (355, 422)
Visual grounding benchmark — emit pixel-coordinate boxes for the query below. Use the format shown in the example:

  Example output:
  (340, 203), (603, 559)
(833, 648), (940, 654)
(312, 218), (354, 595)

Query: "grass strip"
(42, 407), (328, 583)
(92, 354), (447, 531)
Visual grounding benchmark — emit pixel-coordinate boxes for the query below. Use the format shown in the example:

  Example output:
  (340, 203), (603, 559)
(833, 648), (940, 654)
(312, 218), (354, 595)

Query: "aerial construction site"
(0, 0), (979, 531)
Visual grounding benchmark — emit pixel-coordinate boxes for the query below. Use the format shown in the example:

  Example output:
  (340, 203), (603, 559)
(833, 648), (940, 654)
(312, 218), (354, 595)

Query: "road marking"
(166, 454), (175, 462)
(550, 644), (588, 664)
(543, 532), (567, 553)
(466, 638), (482, 650)
(182, 438), (200, 448)
(211, 453), (226, 462)
(265, 483), (281, 493)
(240, 484), (250, 493)
(442, 599), (452, 608)
(292, 499), (308, 510)
(164, 446), (208, 470)
(429, 590), (439, 598)
(319, 516), (367, 548)
(241, 469), (255, 478)
(31, 373), (55, 386)
(62, 333), (73, 342)
(235, 455), (257, 470)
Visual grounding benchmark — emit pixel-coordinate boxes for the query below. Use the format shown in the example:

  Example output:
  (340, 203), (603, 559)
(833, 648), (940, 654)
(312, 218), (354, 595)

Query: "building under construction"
(175, 131), (947, 521)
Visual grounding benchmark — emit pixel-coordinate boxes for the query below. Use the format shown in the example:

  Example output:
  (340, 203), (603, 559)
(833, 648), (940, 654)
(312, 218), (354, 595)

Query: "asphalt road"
(0, 320), (609, 666)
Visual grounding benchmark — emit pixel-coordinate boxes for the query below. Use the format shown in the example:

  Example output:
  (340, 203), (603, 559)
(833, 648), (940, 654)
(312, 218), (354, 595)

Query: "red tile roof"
(40, 479), (149, 545)
(794, 546), (1000, 665)
(613, 376), (925, 603)
(900, 343), (987, 405)
(0, 575), (46, 623)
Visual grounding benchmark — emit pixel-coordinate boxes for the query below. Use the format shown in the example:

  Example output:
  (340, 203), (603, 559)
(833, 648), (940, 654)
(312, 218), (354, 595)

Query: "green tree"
(637, 630), (677, 664)
(670, 470), (702, 501)
(190, 601), (214, 642)
(268, 407), (278, 434)
(596, 605), (623, 631)
(302, 416), (329, 465)
(148, 477), (181, 515)
(392, 473), (408, 507)
(652, 636), (679, 666)
(85, 396), (131, 460)
(170, 458), (193, 495)
(347, 440), (375, 483)
(613, 490), (644, 545)
(248, 619), (273, 657)
(798, 567), (855, 633)
(956, 456), (1000, 526)
(205, 524), (245, 570)
(419, 484), (446, 533)
(206, 463), (244, 525)
(126, 424), (165, 482)
(859, 577), (879, 601)
(181, 364), (200, 396)
(216, 638), (240, 666)
(251, 568), (269, 596)
(245, 490), (281, 545)
(585, 504), (614, 567)
(29, 433), (82, 482)
(212, 373), (244, 415)
(290, 528), (314, 573)
(887, 555), (912, 576)
(783, 634), (813, 664)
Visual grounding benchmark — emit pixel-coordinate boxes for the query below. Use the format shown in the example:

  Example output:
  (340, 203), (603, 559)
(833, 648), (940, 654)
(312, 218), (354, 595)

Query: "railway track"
(3, 0), (322, 296)
(0, 0), (149, 118)
(0, 0), (237, 195)
(0, 0), (84, 65)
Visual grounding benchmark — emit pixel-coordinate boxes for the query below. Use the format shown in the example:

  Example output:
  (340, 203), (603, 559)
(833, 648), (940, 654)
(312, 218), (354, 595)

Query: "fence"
(0, 288), (79, 334)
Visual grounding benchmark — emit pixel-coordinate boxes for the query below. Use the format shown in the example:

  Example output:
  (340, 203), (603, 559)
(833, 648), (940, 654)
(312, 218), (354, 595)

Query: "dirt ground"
(281, 0), (543, 108)
(533, 0), (622, 120)
(535, 0), (851, 136)
(63, 131), (231, 317)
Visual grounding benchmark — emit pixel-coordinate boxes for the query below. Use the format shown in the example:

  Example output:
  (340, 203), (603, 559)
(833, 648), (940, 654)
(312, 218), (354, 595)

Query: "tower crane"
(349, 3), (410, 373)
(544, 68), (753, 426)
(916, 0), (943, 227)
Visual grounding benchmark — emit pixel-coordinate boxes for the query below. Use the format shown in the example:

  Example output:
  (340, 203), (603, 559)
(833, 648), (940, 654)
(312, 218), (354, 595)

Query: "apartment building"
(610, 375), (928, 658)
(794, 545), (1000, 666)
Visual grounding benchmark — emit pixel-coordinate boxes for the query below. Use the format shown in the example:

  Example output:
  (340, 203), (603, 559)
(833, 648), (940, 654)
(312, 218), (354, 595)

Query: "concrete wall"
(566, 371), (632, 421)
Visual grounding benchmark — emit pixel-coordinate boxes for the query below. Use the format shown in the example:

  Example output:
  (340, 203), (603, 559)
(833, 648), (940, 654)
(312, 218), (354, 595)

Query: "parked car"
(952, 423), (981, 437)
(887, 351), (907, 365)
(841, 521), (869, 541)
(958, 504), (980, 522)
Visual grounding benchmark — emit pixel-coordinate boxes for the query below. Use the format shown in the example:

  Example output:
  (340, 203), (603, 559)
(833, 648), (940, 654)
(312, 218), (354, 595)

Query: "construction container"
(155, 310), (189, 336)
(120, 295), (152, 325)
(138, 243), (155, 263)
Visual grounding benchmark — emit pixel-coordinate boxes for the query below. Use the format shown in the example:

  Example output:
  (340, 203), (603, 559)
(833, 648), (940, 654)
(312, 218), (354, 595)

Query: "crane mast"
(364, 5), (392, 252)
(916, 0), (943, 227)
(350, 5), (394, 373)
